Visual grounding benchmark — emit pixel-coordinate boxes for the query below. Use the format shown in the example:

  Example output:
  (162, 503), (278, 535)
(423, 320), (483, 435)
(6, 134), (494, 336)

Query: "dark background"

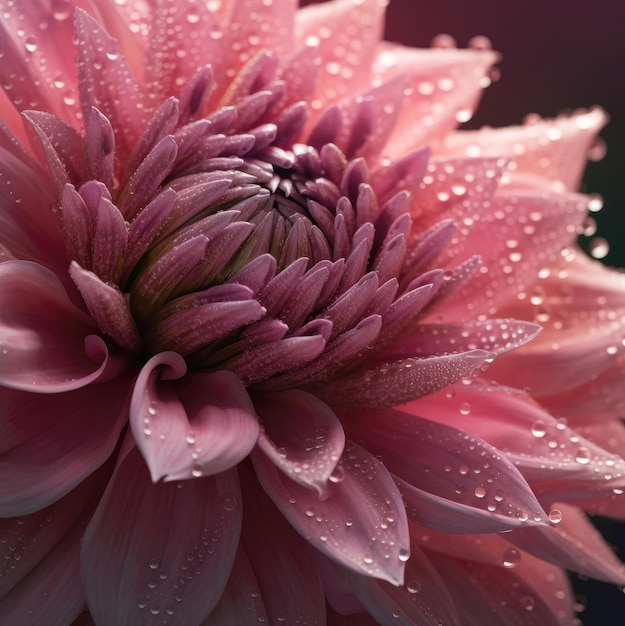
(302, 1), (625, 623)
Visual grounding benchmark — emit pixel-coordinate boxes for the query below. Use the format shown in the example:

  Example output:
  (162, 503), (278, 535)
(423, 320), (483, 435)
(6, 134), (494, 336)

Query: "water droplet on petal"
(502, 547), (521, 568)
(549, 508), (563, 524)
(531, 420), (547, 438)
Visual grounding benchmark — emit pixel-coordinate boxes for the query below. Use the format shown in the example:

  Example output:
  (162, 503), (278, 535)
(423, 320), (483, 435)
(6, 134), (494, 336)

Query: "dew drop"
(24, 36), (38, 53)
(191, 464), (203, 477)
(531, 420), (547, 438)
(589, 237), (609, 259)
(459, 402), (471, 416)
(186, 432), (197, 445)
(407, 580), (421, 594)
(329, 465), (345, 483)
(502, 547), (521, 568)
(548, 508), (563, 524)
(474, 486), (487, 499)
(363, 554), (373, 564)
(575, 447), (592, 465)
(148, 558), (159, 570)
(398, 548), (410, 562)
(219, 492), (238, 512)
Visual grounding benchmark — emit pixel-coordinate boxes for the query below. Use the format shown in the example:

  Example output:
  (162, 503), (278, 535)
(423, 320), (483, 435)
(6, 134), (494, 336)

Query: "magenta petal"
(252, 440), (410, 586)
(130, 353), (259, 482)
(0, 260), (117, 393)
(82, 444), (241, 625)
(349, 542), (461, 626)
(0, 376), (130, 517)
(254, 390), (345, 495)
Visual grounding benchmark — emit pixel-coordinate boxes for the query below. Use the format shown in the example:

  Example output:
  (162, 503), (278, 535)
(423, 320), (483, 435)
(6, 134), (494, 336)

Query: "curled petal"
(130, 353), (259, 482)
(82, 443), (242, 626)
(254, 390), (345, 496)
(253, 440), (410, 586)
(0, 261), (119, 392)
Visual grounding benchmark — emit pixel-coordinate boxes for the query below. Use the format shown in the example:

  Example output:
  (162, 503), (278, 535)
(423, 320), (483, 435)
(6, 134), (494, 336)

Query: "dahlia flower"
(1, 0), (625, 623)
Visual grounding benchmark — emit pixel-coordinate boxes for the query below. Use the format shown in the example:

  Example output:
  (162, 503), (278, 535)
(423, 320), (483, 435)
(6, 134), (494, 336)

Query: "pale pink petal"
(349, 542), (461, 626)
(296, 0), (386, 111)
(372, 44), (498, 157)
(342, 408), (549, 533)
(402, 382), (625, 497)
(200, 546), (268, 626)
(82, 443), (241, 625)
(440, 108), (608, 191)
(0, 376), (130, 517)
(510, 503), (625, 584)
(0, 261), (119, 393)
(432, 188), (590, 319)
(130, 352), (259, 482)
(252, 440), (410, 585)
(425, 547), (574, 626)
(254, 389), (345, 495)
(238, 463), (326, 624)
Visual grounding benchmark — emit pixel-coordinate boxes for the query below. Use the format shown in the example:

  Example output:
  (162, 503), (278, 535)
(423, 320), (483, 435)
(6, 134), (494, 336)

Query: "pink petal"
(200, 546), (268, 625)
(0, 261), (118, 393)
(252, 440), (410, 586)
(348, 542), (461, 626)
(75, 10), (145, 157)
(130, 353), (259, 482)
(440, 108), (608, 191)
(0, 376), (130, 516)
(342, 408), (549, 533)
(82, 443), (241, 625)
(433, 188), (589, 319)
(373, 44), (498, 157)
(424, 546), (574, 626)
(296, 0), (385, 112)
(404, 382), (625, 499)
(510, 503), (625, 584)
(254, 389), (345, 496)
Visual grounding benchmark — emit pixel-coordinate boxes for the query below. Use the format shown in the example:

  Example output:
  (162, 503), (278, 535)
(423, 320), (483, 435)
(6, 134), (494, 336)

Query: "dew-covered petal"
(0, 261), (122, 392)
(510, 503), (625, 584)
(130, 352), (259, 482)
(405, 382), (625, 497)
(238, 463), (327, 624)
(252, 440), (410, 586)
(342, 407), (549, 533)
(440, 108), (608, 191)
(75, 9), (145, 157)
(424, 546), (574, 626)
(254, 389), (345, 495)
(316, 350), (493, 408)
(0, 376), (130, 517)
(82, 443), (241, 626)
(373, 44), (498, 157)
(349, 542), (461, 626)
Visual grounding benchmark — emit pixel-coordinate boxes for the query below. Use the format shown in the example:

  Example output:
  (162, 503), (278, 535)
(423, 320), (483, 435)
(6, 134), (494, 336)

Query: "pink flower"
(0, 0), (624, 624)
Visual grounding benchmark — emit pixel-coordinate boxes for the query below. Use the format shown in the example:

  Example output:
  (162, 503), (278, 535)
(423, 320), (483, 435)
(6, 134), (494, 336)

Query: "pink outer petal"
(295, 0), (385, 111)
(237, 463), (326, 625)
(254, 389), (345, 496)
(372, 44), (498, 157)
(431, 188), (590, 320)
(130, 352), (259, 482)
(200, 545), (268, 626)
(252, 440), (410, 586)
(439, 108), (608, 191)
(402, 382), (625, 494)
(82, 442), (242, 626)
(348, 542), (461, 626)
(0, 261), (122, 393)
(424, 545), (574, 626)
(0, 376), (130, 517)
(510, 503), (625, 584)
(341, 408), (549, 533)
